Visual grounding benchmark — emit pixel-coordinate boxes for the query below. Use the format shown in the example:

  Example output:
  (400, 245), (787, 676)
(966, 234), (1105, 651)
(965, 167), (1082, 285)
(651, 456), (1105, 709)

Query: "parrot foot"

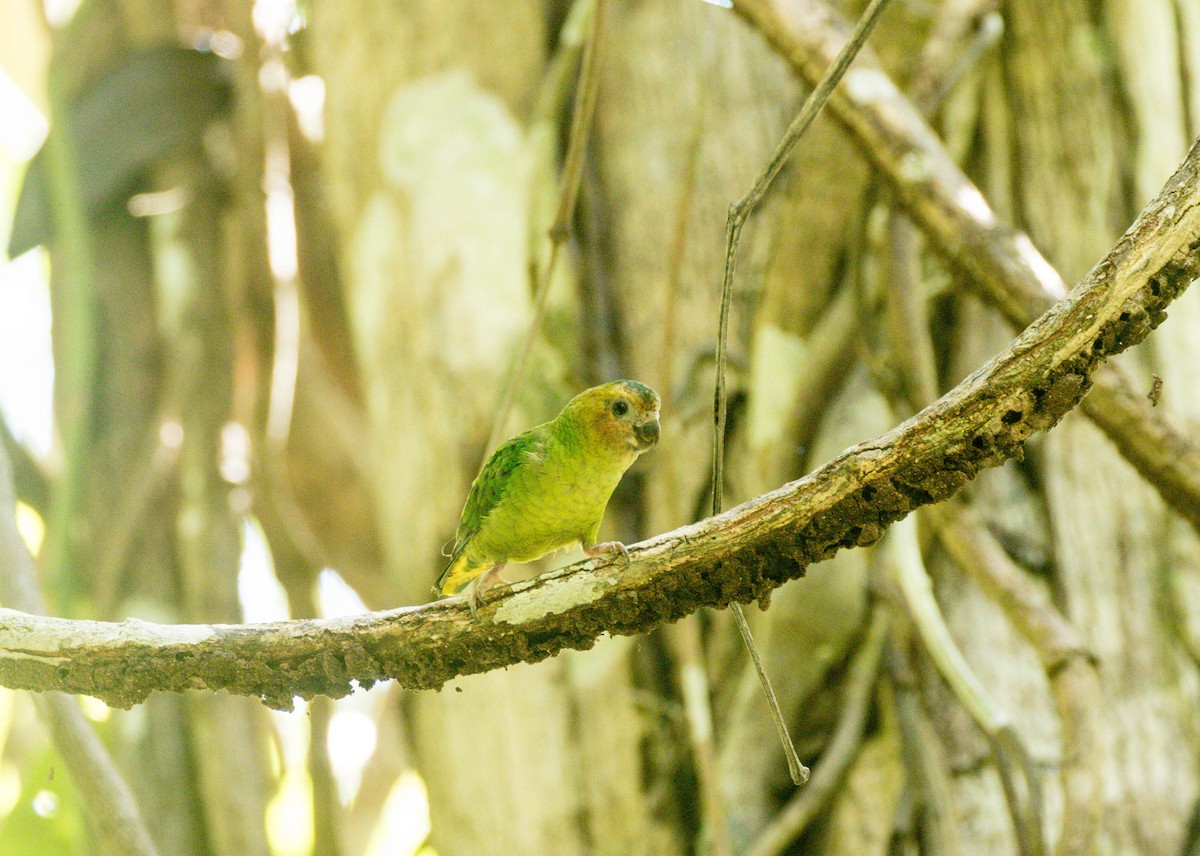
(585, 541), (630, 565)
(467, 563), (509, 618)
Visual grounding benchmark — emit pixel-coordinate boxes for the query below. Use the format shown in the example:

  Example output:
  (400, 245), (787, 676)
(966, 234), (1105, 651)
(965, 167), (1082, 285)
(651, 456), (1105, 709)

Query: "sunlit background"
(8, 0), (1199, 852)
(0, 1), (433, 853)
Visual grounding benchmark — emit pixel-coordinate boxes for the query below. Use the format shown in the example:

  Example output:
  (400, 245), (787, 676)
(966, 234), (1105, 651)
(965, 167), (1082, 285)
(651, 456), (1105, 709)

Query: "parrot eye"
(611, 399), (630, 417)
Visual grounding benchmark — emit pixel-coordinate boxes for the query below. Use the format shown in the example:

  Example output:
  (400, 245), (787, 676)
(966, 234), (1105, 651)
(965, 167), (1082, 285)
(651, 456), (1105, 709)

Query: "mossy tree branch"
(733, 0), (1200, 535)
(1, 137), (1199, 711)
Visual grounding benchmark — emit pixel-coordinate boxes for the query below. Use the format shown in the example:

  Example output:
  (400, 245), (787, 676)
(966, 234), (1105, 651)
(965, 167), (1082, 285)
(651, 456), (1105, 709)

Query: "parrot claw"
(585, 541), (630, 565)
(465, 563), (508, 619)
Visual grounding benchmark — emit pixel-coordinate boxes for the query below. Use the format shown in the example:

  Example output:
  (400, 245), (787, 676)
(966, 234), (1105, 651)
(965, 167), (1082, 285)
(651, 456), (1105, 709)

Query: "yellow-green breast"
(437, 380), (660, 596)
(466, 427), (636, 563)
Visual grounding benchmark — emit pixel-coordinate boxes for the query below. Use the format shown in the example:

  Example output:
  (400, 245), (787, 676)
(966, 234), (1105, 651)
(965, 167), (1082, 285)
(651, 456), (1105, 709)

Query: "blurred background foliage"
(1, 0), (1200, 854)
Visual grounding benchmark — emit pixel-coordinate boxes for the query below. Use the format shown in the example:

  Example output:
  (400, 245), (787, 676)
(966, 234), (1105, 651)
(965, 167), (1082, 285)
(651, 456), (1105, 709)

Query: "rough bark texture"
(8, 1), (1200, 853)
(735, 0), (1200, 535)
(1, 132), (1197, 709)
(1007, 1), (1200, 851)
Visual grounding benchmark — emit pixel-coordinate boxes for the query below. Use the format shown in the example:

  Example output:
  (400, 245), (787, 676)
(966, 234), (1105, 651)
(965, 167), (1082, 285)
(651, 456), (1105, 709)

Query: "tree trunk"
(308, 3), (670, 853)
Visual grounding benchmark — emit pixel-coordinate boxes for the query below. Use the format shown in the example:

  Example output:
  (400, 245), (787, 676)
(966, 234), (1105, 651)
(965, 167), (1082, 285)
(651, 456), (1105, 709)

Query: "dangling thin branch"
(713, 0), (898, 788)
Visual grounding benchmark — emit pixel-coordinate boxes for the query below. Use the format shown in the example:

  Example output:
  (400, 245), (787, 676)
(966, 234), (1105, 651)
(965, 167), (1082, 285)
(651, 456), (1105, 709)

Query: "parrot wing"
(456, 427), (548, 547)
(435, 426), (549, 595)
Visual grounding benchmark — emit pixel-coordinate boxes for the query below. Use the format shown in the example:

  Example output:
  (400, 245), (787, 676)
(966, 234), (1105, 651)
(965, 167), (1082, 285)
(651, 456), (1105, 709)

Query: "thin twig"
(886, 518), (1008, 737)
(865, 12), (1059, 843)
(713, 0), (894, 500)
(713, 0), (897, 790)
(728, 603), (807, 784)
(548, 0), (604, 245)
(746, 604), (890, 856)
(908, 0), (1001, 116)
(872, 0), (1001, 411)
(483, 0), (605, 459)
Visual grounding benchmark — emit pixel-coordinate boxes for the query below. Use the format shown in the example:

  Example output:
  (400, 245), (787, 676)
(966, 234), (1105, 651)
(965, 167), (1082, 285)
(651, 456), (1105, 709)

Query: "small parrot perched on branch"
(435, 379), (661, 615)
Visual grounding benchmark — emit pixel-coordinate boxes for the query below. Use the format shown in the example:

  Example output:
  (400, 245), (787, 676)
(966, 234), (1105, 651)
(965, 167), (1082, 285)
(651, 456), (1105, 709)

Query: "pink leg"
(585, 541), (630, 564)
(467, 563), (508, 618)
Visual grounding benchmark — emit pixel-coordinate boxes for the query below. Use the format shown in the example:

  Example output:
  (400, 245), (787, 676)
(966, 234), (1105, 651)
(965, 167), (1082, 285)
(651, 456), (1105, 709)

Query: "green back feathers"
(456, 428), (547, 547)
(435, 427), (548, 595)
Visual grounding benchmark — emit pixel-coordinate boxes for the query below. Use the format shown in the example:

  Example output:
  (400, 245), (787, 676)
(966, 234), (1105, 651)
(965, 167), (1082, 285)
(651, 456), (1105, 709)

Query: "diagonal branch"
(732, 0), (1200, 534)
(1, 137), (1199, 710)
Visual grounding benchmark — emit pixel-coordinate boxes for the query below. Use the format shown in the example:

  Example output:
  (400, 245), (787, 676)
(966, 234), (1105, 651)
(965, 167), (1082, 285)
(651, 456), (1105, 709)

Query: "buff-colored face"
(565, 380), (661, 455)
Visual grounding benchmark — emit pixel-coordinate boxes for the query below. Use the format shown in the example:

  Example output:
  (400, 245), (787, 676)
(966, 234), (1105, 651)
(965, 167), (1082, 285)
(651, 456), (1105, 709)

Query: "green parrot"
(436, 379), (661, 614)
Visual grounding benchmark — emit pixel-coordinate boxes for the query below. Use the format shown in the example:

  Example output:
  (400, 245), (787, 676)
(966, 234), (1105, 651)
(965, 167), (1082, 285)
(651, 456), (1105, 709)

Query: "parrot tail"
(434, 551), (478, 598)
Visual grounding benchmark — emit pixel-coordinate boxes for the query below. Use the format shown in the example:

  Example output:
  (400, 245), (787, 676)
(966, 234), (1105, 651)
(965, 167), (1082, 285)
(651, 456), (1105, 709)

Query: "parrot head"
(561, 379), (661, 456)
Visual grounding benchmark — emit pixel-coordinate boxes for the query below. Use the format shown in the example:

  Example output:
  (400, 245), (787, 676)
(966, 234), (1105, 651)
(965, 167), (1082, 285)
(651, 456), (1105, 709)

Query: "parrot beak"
(633, 413), (660, 450)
